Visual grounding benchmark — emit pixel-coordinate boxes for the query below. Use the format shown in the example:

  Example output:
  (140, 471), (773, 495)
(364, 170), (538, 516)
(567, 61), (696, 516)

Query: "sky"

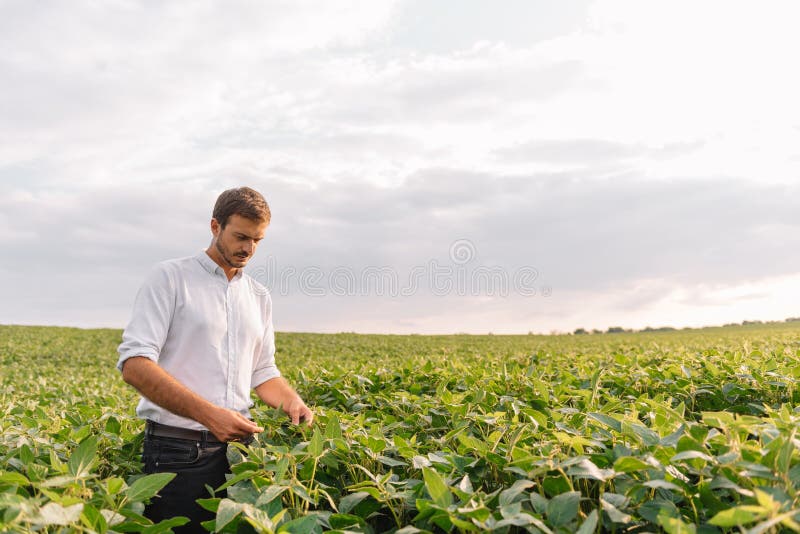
(2, 0), (800, 334)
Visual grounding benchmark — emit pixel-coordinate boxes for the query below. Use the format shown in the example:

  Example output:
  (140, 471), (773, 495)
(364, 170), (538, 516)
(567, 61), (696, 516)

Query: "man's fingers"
(242, 422), (264, 433)
(233, 410), (264, 433)
(288, 404), (313, 426)
(216, 411), (262, 440)
(240, 419), (264, 433)
(299, 406), (313, 426)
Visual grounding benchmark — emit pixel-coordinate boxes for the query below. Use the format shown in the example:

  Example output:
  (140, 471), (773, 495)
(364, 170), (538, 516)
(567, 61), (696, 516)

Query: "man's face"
(211, 214), (269, 269)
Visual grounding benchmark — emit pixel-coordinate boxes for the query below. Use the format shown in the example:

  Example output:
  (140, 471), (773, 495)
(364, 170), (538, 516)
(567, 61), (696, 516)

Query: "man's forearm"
(254, 377), (302, 408)
(120, 356), (215, 424)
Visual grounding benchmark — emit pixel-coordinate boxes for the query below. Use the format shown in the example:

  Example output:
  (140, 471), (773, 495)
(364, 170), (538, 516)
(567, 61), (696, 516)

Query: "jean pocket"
(154, 440), (201, 468)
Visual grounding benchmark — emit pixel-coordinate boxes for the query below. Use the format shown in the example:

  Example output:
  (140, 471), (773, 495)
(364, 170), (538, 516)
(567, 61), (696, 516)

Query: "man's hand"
(255, 377), (313, 427)
(285, 397), (314, 426)
(202, 406), (264, 442)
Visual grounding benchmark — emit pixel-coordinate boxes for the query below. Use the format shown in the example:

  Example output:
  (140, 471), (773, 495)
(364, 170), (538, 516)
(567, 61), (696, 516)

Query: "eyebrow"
(235, 232), (264, 241)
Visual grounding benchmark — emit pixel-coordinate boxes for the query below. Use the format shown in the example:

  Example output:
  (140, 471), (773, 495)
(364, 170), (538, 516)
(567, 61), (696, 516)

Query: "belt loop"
(145, 420), (153, 438)
(200, 429), (208, 448)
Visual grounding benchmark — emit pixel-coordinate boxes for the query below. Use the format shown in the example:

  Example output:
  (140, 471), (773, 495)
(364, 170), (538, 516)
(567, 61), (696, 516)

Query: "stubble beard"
(215, 239), (248, 269)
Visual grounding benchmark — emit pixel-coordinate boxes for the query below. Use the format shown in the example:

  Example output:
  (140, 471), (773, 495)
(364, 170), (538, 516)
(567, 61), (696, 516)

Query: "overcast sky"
(3, 0), (800, 334)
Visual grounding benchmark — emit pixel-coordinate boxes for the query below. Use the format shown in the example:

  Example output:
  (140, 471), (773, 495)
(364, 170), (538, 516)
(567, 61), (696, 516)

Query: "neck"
(205, 246), (238, 281)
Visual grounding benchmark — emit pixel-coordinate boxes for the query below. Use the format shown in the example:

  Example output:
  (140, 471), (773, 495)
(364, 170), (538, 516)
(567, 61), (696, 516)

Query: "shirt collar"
(194, 250), (242, 281)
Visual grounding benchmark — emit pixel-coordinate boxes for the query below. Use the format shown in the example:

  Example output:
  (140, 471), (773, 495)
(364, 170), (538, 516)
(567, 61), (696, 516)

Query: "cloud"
(495, 139), (646, 164)
(5, 171), (798, 331)
(0, 1), (402, 184)
(5, 0), (798, 199)
(494, 139), (708, 165)
(3, 2), (800, 332)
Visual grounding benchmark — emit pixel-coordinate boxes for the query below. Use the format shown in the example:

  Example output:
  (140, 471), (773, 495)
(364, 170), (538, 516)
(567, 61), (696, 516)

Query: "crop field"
(3, 323), (800, 533)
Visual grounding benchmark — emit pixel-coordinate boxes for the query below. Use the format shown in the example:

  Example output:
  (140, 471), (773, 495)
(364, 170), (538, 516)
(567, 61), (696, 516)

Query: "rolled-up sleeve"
(251, 295), (281, 388)
(117, 264), (175, 371)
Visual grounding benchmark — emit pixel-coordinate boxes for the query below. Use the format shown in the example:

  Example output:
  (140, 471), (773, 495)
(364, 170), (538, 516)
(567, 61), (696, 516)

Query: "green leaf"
(40, 474), (82, 487)
(643, 479), (682, 491)
(329, 513), (366, 529)
(274, 456), (289, 483)
(338, 491), (370, 514)
(600, 498), (631, 524)
(278, 514), (321, 533)
(19, 444), (34, 465)
(754, 489), (775, 508)
(708, 476), (749, 495)
(670, 451), (713, 463)
(777, 438), (794, 475)
(367, 436), (385, 454)
(80, 503), (107, 533)
(196, 497), (221, 513)
(0, 472), (29, 485)
(530, 492), (549, 514)
(457, 475), (474, 495)
(105, 416), (121, 434)
(568, 458), (614, 481)
(255, 484), (288, 507)
(587, 412), (622, 432)
(547, 491), (581, 526)
(142, 516), (190, 534)
(106, 477), (124, 495)
(100, 509), (126, 526)
(32, 503), (84, 526)
(613, 456), (650, 473)
(708, 506), (762, 527)
(68, 436), (97, 477)
(622, 421), (660, 446)
(125, 473), (176, 502)
(377, 455), (407, 467)
(657, 510), (696, 534)
(324, 414), (343, 440)
(215, 498), (244, 530)
(49, 449), (66, 474)
(748, 512), (800, 534)
(216, 468), (257, 491)
(107, 507), (149, 526)
(290, 483), (315, 505)
(308, 427), (324, 457)
(422, 467), (451, 508)
(412, 455), (432, 469)
(575, 509), (599, 534)
(451, 515), (481, 531)
(498, 479), (535, 506)
(457, 433), (488, 454)
(702, 411), (735, 429)
(639, 499), (679, 524)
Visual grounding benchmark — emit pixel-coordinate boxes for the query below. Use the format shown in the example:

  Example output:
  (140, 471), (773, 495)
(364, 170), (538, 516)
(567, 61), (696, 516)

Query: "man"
(117, 187), (312, 531)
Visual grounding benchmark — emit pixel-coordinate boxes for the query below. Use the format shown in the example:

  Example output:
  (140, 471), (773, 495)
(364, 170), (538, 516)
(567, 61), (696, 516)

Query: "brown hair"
(212, 187), (271, 228)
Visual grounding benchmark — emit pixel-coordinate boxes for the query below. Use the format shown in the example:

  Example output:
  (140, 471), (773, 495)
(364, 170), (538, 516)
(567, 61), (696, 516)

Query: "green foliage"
(5, 323), (800, 532)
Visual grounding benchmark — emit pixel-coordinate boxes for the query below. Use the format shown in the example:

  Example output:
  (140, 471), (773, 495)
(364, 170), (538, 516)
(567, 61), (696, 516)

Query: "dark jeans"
(142, 435), (230, 533)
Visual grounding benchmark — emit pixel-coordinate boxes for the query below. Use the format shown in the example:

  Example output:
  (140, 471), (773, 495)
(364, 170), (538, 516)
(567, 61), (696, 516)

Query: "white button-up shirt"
(117, 250), (281, 431)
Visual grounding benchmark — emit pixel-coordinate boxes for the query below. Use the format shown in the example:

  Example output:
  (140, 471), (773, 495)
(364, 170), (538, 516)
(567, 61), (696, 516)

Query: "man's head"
(212, 187), (271, 229)
(209, 187), (270, 271)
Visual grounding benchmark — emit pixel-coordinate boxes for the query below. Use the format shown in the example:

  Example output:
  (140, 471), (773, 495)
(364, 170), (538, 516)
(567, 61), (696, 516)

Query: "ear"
(210, 218), (221, 237)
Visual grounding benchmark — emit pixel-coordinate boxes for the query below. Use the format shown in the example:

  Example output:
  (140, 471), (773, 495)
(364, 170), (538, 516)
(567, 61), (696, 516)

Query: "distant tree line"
(571, 317), (800, 335)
